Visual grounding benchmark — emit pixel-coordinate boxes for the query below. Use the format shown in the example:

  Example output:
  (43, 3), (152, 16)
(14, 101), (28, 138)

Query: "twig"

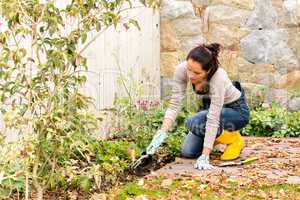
(25, 170), (29, 200)
(17, 0), (35, 24)
(33, 161), (43, 200)
(113, 53), (133, 104)
(78, 26), (109, 55)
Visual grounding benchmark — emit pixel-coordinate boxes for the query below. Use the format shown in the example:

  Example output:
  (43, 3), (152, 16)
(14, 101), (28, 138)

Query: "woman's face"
(187, 58), (208, 84)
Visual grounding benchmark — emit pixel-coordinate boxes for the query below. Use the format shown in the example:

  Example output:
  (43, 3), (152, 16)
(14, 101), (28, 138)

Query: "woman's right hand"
(145, 118), (173, 154)
(146, 130), (167, 155)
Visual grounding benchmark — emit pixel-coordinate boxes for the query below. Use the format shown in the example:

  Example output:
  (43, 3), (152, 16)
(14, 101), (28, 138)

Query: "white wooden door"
(82, 4), (160, 110)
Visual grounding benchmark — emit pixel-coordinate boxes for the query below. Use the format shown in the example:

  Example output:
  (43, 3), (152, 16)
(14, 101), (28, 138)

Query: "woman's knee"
(181, 139), (202, 158)
(180, 131), (203, 158)
(181, 148), (200, 158)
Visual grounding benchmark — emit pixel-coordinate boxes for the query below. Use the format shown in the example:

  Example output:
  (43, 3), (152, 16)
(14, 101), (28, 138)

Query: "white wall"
(81, 5), (160, 110)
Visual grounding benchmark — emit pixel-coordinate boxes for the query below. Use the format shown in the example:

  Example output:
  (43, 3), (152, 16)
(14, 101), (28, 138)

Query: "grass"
(114, 181), (168, 199)
(107, 176), (300, 200)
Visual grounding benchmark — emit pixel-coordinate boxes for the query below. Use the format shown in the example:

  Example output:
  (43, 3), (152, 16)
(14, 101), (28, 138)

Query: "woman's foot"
(215, 130), (245, 160)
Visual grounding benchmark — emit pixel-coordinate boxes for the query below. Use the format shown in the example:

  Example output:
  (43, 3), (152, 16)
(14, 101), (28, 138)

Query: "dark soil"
(130, 153), (176, 176)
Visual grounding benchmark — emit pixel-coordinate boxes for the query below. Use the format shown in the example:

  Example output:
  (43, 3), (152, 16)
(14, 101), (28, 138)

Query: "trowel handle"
(241, 156), (259, 164)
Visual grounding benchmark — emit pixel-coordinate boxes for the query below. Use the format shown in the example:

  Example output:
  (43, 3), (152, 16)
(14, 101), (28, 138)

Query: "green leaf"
(96, 21), (101, 32)
(129, 19), (141, 31)
(78, 176), (92, 192)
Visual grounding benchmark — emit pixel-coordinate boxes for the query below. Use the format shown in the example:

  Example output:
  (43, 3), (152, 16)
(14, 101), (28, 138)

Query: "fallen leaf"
(68, 190), (78, 200)
(134, 195), (149, 200)
(90, 193), (107, 200)
(199, 184), (208, 190)
(279, 188), (286, 196)
(161, 178), (173, 187)
(137, 178), (144, 186)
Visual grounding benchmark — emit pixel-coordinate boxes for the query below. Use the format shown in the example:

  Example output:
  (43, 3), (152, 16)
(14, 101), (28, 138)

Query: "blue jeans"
(181, 83), (250, 158)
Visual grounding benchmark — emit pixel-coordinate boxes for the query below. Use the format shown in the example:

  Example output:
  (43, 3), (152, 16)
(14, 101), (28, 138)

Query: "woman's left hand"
(194, 154), (215, 170)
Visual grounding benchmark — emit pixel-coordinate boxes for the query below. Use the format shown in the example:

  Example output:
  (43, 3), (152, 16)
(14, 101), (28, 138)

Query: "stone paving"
(150, 137), (300, 184)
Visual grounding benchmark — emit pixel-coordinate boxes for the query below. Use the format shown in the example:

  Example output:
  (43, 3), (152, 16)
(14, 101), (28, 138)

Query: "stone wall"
(160, 0), (300, 110)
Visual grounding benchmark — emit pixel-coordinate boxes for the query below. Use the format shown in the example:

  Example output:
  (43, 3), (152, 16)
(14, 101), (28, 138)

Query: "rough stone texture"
(237, 57), (280, 85)
(192, 0), (255, 10)
(160, 0), (300, 104)
(160, 19), (180, 52)
(203, 5), (251, 26)
(265, 88), (290, 107)
(171, 17), (202, 37)
(204, 23), (249, 50)
(160, 52), (181, 77)
(160, 0), (195, 20)
(160, 0), (202, 80)
(282, 0), (300, 26)
(152, 137), (300, 185)
(241, 30), (299, 74)
(275, 70), (300, 91)
(288, 97), (300, 112)
(179, 35), (206, 52)
(287, 27), (300, 63)
(271, 42), (300, 74)
(245, 0), (278, 29)
(218, 50), (239, 80)
(191, 0), (210, 7)
(241, 29), (288, 60)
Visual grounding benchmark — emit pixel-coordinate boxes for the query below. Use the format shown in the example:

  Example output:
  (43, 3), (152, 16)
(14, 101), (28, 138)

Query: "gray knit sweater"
(164, 61), (241, 149)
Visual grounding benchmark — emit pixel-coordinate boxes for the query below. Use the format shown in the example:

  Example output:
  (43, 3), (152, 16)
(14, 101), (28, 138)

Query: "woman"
(146, 43), (250, 170)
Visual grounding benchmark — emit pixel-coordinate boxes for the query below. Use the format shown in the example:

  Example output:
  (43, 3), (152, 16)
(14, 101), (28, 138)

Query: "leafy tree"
(0, 0), (159, 198)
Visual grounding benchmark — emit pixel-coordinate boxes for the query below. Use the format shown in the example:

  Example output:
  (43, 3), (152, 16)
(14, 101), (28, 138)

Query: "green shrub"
(0, 0), (160, 198)
(242, 103), (300, 137)
(273, 111), (300, 137)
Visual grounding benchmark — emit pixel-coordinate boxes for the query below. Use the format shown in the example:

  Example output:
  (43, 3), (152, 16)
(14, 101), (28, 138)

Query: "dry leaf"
(137, 178), (144, 186)
(134, 195), (149, 200)
(161, 178), (173, 187)
(68, 190), (78, 200)
(90, 193), (107, 200)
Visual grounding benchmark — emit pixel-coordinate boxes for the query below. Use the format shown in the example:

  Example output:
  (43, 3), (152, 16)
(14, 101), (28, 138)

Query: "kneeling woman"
(146, 43), (250, 170)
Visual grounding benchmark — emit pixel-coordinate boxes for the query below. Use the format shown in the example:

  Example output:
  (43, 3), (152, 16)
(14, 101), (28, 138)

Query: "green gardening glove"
(146, 130), (167, 155)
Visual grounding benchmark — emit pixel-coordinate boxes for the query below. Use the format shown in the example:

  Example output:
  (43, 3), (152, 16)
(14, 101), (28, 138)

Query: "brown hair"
(186, 43), (221, 81)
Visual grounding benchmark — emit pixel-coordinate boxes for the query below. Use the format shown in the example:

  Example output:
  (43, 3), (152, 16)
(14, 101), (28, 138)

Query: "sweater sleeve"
(163, 62), (188, 122)
(203, 80), (226, 149)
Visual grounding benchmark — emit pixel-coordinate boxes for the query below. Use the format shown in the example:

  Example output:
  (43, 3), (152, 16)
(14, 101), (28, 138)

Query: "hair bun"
(205, 43), (221, 57)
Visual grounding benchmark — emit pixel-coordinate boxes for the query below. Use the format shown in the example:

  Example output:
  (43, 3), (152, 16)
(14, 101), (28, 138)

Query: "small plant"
(247, 85), (269, 109)
(242, 103), (300, 137)
(112, 90), (198, 158)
